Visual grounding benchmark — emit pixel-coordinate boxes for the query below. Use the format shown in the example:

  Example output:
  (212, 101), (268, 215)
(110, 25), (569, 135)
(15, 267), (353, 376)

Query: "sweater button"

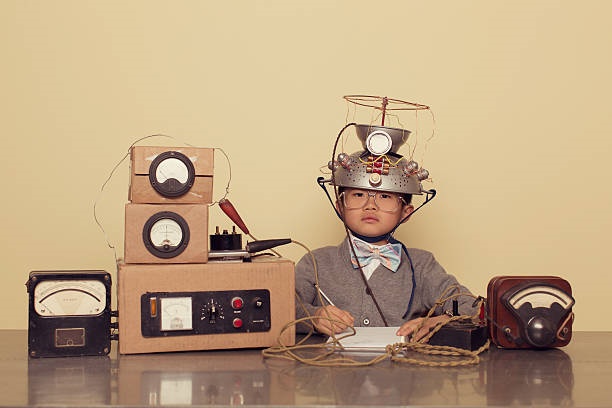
(363, 318), (370, 325)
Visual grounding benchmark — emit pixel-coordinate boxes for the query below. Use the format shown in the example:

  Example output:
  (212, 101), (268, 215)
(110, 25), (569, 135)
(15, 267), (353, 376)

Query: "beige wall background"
(1, 1), (610, 330)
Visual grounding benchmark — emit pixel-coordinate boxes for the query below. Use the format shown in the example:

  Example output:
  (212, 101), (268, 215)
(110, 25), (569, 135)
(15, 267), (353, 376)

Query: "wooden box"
(487, 275), (574, 349)
(129, 146), (214, 204)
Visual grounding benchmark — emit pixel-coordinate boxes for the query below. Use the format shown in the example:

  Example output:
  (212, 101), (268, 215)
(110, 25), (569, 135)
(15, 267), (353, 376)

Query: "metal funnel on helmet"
(354, 124), (411, 155)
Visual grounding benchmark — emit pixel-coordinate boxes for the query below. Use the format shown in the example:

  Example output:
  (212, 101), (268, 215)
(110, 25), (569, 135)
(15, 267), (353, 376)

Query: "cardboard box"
(124, 203), (208, 264)
(117, 259), (295, 354)
(129, 146), (214, 204)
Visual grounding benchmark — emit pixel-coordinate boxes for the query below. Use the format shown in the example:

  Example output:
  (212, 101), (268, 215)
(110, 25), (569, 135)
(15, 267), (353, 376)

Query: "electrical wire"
(263, 240), (489, 367)
(92, 133), (232, 270)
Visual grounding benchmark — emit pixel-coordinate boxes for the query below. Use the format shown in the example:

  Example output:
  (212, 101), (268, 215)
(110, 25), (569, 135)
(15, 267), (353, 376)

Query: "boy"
(294, 124), (477, 340)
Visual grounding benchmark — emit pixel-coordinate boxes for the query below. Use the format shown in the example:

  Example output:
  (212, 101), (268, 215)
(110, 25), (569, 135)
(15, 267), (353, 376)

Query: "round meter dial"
(149, 151), (196, 197)
(143, 211), (190, 258)
(365, 130), (393, 155)
(33, 279), (107, 316)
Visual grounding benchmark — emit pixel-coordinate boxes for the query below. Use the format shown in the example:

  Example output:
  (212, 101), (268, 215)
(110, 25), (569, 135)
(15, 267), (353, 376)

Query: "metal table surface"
(0, 330), (609, 407)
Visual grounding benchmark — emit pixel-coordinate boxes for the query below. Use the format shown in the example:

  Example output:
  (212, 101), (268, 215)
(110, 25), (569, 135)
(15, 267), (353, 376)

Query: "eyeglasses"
(340, 189), (406, 213)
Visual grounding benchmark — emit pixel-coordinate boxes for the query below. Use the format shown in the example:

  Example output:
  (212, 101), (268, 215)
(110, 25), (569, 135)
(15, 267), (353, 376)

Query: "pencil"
(314, 284), (335, 306)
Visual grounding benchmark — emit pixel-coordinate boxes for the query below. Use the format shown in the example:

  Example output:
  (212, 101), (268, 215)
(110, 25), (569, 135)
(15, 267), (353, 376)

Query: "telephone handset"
(488, 276), (575, 349)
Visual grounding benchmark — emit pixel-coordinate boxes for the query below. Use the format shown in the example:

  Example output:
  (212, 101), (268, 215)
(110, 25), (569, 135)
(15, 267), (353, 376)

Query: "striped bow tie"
(350, 238), (402, 272)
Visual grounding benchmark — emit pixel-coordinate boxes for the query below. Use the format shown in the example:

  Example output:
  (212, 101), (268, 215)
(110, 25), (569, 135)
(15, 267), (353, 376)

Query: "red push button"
(231, 297), (244, 310)
(232, 318), (243, 328)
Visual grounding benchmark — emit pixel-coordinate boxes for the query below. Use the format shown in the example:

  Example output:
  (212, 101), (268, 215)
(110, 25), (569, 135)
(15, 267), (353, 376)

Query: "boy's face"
(336, 188), (414, 243)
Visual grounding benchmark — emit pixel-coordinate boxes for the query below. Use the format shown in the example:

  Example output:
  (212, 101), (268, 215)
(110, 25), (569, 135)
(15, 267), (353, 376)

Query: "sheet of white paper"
(326, 326), (405, 352)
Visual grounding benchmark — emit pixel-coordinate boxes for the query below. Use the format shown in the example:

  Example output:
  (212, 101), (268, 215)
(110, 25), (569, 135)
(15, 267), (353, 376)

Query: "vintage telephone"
(487, 276), (575, 349)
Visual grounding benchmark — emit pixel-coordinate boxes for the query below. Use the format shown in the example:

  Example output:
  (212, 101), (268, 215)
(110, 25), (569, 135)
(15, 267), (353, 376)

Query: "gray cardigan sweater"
(295, 238), (477, 332)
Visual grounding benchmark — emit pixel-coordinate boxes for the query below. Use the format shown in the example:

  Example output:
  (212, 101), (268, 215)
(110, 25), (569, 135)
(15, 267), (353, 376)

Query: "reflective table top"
(1, 330), (609, 407)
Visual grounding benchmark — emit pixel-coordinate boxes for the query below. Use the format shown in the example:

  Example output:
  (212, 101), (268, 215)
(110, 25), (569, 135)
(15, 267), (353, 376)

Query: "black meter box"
(129, 146), (214, 204)
(117, 258), (295, 354)
(26, 270), (112, 358)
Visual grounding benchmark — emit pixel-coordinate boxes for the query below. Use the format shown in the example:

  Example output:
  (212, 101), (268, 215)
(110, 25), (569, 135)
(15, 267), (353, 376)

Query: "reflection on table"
(1, 331), (606, 406)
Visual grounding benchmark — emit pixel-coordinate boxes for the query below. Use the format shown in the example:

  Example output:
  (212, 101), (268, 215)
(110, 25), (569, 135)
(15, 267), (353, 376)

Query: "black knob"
(526, 316), (555, 348)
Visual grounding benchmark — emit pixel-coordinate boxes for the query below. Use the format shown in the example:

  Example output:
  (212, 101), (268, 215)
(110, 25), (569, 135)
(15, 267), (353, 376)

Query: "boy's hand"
(313, 306), (355, 335)
(396, 314), (451, 341)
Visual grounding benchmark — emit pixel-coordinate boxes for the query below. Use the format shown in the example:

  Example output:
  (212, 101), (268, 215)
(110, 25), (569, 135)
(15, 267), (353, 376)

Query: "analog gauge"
(155, 158), (189, 184)
(33, 279), (107, 316)
(27, 271), (111, 357)
(143, 211), (190, 258)
(160, 297), (193, 331)
(149, 219), (183, 250)
(366, 130), (393, 156)
(149, 151), (196, 197)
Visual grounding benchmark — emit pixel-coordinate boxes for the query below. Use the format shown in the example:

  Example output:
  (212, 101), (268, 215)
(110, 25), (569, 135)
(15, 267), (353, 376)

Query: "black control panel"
(141, 289), (271, 337)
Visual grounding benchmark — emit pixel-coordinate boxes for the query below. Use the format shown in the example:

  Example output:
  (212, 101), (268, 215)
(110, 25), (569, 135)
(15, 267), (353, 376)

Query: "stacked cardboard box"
(117, 146), (294, 354)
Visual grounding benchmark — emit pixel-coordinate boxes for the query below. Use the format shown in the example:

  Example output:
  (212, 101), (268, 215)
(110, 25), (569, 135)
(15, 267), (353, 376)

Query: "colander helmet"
(328, 124), (429, 196)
